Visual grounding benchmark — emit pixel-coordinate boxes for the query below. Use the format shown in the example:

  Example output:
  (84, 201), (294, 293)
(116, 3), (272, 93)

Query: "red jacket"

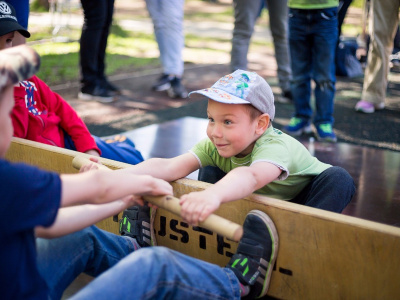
(12, 75), (100, 154)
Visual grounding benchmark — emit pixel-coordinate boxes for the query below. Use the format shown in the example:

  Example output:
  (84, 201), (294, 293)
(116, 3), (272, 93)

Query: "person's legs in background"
(146, 0), (187, 98)
(266, 0), (292, 100)
(312, 7), (338, 142)
(231, 0), (259, 71)
(78, 0), (114, 103)
(283, 9), (313, 137)
(355, 0), (400, 113)
(36, 226), (137, 300)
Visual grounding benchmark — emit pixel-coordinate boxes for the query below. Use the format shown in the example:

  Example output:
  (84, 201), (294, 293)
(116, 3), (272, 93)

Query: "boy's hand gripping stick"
(72, 156), (243, 242)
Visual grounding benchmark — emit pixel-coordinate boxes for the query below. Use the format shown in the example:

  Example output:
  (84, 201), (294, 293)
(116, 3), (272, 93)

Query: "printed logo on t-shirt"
(20, 80), (43, 116)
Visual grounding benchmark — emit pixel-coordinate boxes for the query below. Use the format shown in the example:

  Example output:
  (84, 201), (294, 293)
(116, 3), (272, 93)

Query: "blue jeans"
(145, 0), (185, 76)
(198, 166), (355, 213)
(37, 226), (240, 299)
(288, 7), (338, 126)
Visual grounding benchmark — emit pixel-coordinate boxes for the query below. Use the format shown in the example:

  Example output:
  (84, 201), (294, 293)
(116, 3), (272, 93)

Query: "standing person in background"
(283, 0), (339, 143)
(231, 0), (292, 101)
(355, 0), (400, 113)
(145, 0), (188, 99)
(5, 0), (29, 46)
(78, 0), (119, 103)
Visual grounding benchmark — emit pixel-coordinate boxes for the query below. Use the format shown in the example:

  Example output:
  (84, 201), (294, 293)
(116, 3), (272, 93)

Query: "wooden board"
(6, 137), (400, 299)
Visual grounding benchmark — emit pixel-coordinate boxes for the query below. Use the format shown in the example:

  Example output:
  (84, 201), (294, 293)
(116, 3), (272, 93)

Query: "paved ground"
(31, 0), (400, 152)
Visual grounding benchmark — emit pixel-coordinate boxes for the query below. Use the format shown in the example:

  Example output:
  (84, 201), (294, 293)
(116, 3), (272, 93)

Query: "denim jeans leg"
(198, 166), (227, 184)
(291, 166), (356, 213)
(289, 9), (313, 120)
(72, 247), (241, 300)
(312, 7), (338, 125)
(36, 226), (135, 300)
(145, 0), (185, 76)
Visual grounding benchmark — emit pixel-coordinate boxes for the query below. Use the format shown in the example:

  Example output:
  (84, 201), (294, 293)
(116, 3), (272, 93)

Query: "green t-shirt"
(190, 126), (331, 200)
(288, 0), (338, 9)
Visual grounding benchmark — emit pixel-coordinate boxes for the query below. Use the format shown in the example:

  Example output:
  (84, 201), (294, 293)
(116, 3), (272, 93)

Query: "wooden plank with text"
(6, 137), (400, 299)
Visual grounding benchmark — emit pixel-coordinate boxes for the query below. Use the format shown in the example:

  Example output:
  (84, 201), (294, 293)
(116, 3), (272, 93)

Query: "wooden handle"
(72, 156), (243, 241)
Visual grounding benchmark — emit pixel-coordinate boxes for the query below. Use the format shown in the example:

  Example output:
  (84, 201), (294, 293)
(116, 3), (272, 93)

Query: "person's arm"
(59, 167), (173, 208)
(122, 152), (201, 182)
(35, 195), (139, 238)
(179, 161), (282, 225)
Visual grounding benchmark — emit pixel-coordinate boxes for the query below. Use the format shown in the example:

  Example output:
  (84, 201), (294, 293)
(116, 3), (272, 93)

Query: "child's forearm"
(60, 169), (172, 207)
(35, 199), (129, 238)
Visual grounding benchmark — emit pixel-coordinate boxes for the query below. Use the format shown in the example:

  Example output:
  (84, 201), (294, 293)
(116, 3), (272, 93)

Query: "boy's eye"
(224, 120), (232, 125)
(208, 117), (214, 123)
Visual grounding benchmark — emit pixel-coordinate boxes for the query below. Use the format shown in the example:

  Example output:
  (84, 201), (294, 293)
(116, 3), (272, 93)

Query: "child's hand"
(122, 195), (145, 207)
(85, 149), (100, 157)
(179, 190), (221, 225)
(136, 176), (173, 197)
(79, 157), (103, 173)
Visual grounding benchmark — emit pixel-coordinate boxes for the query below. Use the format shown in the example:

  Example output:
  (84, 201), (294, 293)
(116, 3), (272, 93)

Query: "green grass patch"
(30, 26), (160, 85)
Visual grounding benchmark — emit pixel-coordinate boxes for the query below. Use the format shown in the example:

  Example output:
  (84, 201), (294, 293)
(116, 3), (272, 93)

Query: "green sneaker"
(283, 117), (312, 136)
(226, 210), (279, 299)
(315, 123), (337, 143)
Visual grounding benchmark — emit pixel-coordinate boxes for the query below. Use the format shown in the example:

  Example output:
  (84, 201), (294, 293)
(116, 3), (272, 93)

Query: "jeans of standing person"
(288, 7), (338, 126)
(361, 0), (400, 107)
(231, 0), (292, 93)
(145, 0), (185, 77)
(80, 0), (114, 91)
(36, 226), (137, 300)
(198, 166), (355, 213)
(37, 226), (241, 299)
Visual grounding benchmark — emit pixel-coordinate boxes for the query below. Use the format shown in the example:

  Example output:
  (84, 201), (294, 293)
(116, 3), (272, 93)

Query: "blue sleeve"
(0, 160), (61, 235)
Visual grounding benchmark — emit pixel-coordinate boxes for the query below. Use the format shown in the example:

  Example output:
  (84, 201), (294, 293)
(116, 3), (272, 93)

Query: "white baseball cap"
(189, 69), (275, 120)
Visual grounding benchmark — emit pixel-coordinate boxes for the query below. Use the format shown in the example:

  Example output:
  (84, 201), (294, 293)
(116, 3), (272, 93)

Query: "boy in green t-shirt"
(121, 70), (355, 226)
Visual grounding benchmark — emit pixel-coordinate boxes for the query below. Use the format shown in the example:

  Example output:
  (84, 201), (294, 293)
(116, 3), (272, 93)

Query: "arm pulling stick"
(72, 156), (243, 241)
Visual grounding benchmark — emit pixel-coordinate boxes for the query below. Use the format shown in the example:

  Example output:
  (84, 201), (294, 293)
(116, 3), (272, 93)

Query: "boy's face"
(206, 100), (261, 158)
(0, 32), (14, 50)
(0, 85), (15, 157)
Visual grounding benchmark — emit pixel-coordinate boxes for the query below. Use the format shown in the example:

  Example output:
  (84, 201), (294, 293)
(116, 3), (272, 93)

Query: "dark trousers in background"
(80, 0), (115, 91)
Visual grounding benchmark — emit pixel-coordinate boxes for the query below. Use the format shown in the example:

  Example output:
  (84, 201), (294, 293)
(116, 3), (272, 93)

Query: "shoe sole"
(78, 92), (114, 103)
(167, 88), (188, 99)
(283, 124), (313, 136)
(248, 210), (279, 298)
(153, 82), (171, 92)
(316, 135), (337, 143)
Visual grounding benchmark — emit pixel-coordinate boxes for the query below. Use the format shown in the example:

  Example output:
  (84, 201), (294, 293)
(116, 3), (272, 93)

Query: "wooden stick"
(72, 156), (243, 241)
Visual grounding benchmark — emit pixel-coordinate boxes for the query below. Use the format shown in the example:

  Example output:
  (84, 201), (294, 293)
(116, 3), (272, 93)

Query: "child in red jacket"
(1, 5), (143, 165)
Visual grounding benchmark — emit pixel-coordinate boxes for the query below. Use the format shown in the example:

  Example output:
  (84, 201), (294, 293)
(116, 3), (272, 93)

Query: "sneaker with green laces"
(315, 123), (337, 143)
(282, 117), (312, 136)
(226, 210), (279, 299)
(119, 205), (153, 247)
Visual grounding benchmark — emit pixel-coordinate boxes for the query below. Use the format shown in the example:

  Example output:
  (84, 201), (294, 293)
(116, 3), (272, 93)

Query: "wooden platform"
(6, 134), (400, 299)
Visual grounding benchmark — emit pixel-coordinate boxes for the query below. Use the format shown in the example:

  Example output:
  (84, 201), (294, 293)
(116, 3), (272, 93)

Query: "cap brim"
(189, 88), (251, 105)
(0, 20), (30, 38)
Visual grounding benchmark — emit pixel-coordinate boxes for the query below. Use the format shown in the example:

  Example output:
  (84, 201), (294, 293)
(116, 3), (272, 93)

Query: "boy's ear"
(255, 113), (270, 134)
